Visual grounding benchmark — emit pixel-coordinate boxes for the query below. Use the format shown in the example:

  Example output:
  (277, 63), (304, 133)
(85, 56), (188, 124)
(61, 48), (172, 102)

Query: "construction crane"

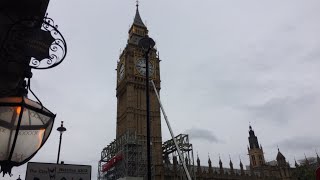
(151, 80), (192, 180)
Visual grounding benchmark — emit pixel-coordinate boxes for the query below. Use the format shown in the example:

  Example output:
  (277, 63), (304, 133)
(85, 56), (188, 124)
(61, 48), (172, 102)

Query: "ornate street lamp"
(0, 94), (55, 176)
(56, 121), (66, 164)
(138, 36), (155, 180)
(0, 14), (67, 176)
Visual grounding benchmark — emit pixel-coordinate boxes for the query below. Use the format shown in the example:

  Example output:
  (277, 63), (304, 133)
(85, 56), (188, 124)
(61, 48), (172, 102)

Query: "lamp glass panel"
(0, 127), (10, 161)
(24, 97), (52, 114)
(0, 128), (15, 161)
(11, 129), (46, 163)
(10, 109), (54, 163)
(0, 106), (20, 161)
(19, 109), (50, 126)
(43, 117), (53, 143)
(0, 106), (15, 124)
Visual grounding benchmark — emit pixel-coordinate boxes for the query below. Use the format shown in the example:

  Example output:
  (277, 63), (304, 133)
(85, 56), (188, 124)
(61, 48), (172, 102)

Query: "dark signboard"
(26, 162), (91, 180)
(15, 27), (55, 60)
(0, 0), (50, 46)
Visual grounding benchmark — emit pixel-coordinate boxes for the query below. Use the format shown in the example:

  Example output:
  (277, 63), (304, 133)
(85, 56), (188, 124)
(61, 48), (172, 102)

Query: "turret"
(219, 156), (224, 175)
(208, 156), (213, 174)
(196, 155), (202, 176)
(208, 156), (212, 168)
(197, 155), (200, 167)
(248, 125), (259, 149)
(277, 148), (290, 178)
(247, 125), (265, 168)
(276, 148), (286, 166)
(240, 159), (245, 175)
(229, 156), (234, 175)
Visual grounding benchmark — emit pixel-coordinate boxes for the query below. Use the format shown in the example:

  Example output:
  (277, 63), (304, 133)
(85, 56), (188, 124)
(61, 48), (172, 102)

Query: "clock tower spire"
(128, 2), (148, 45)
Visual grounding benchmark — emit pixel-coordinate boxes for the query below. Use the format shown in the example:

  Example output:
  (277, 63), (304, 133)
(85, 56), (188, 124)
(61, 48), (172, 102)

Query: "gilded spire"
(133, 1), (146, 28)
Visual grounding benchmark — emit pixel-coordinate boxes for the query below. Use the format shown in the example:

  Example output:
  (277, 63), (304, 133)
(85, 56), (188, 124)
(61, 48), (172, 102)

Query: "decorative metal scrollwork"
(29, 14), (67, 69)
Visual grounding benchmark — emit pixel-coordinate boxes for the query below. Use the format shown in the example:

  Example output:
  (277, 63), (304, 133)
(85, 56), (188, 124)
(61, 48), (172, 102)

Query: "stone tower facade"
(115, 4), (163, 179)
(248, 125), (266, 168)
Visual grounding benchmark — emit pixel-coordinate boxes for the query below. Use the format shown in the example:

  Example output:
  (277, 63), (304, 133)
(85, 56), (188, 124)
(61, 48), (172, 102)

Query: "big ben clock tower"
(114, 3), (163, 179)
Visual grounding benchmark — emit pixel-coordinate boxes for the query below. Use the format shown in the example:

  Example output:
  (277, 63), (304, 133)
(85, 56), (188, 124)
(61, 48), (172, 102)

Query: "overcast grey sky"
(5, 0), (320, 179)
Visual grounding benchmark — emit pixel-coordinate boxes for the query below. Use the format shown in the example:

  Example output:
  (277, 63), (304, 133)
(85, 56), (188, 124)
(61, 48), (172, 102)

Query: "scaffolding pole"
(151, 80), (192, 180)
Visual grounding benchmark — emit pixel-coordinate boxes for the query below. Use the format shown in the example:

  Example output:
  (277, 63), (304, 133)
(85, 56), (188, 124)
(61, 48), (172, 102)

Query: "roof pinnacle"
(133, 1), (146, 28)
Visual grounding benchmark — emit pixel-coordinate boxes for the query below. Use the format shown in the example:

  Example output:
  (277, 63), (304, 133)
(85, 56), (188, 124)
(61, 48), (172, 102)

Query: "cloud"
(184, 128), (220, 143)
(275, 136), (320, 151)
(247, 93), (319, 124)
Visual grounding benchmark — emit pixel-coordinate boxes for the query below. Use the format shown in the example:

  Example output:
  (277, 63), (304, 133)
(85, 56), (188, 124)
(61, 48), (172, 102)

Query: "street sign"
(26, 162), (91, 180)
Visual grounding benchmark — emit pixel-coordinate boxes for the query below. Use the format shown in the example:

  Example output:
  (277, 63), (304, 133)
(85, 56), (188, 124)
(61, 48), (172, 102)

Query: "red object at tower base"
(316, 167), (320, 180)
(102, 154), (123, 173)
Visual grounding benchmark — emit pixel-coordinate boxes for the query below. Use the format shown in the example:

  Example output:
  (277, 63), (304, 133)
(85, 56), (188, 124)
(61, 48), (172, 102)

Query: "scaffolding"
(98, 131), (147, 180)
(162, 134), (196, 180)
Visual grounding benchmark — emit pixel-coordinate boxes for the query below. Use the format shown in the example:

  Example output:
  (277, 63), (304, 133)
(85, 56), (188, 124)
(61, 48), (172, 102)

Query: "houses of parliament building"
(98, 4), (318, 180)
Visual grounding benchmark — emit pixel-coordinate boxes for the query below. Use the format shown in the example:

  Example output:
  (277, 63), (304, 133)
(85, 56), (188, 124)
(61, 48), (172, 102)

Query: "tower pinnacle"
(128, 2), (148, 44)
(133, 2), (146, 28)
(247, 125), (265, 168)
(248, 125), (259, 149)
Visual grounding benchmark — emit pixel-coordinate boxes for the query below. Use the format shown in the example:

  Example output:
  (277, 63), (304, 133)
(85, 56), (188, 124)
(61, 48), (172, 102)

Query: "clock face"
(119, 63), (125, 80)
(135, 58), (154, 77)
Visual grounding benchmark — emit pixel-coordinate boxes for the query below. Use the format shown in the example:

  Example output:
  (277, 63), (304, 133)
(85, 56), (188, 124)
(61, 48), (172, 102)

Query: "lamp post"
(138, 37), (155, 180)
(0, 10), (67, 177)
(56, 121), (66, 164)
